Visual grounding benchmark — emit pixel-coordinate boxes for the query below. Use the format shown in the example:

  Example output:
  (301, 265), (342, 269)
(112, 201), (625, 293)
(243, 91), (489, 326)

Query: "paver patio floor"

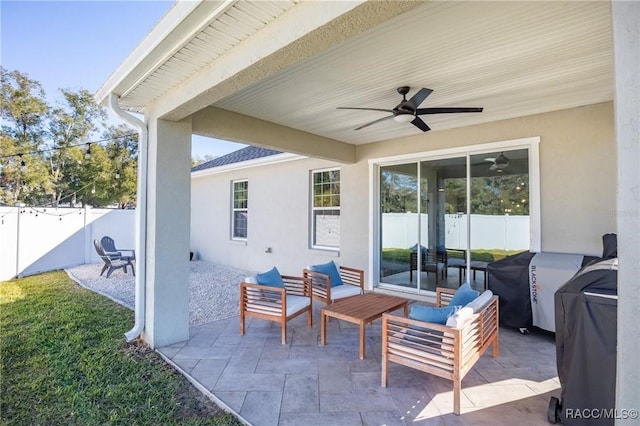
(158, 302), (559, 426)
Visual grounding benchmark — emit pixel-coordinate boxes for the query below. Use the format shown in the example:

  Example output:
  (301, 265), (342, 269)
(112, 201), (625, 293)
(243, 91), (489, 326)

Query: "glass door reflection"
(418, 156), (467, 292)
(379, 164), (418, 290)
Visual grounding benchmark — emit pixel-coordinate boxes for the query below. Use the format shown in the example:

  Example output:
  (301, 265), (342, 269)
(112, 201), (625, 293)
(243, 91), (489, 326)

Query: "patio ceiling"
(97, 0), (613, 146)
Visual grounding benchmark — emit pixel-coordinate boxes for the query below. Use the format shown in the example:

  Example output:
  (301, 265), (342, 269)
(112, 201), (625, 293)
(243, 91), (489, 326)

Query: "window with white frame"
(311, 169), (340, 249)
(232, 180), (248, 240)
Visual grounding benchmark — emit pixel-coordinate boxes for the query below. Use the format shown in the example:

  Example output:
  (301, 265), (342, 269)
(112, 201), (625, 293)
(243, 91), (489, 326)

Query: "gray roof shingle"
(191, 146), (282, 172)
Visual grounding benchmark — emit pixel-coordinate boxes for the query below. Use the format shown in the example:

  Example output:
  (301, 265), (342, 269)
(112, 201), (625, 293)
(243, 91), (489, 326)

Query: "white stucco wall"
(145, 118), (192, 348)
(191, 103), (616, 284)
(191, 156), (368, 277)
(612, 0), (640, 418)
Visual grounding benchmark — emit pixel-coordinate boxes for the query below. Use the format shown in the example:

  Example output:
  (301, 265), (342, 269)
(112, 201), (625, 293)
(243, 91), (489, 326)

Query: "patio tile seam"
(155, 349), (251, 426)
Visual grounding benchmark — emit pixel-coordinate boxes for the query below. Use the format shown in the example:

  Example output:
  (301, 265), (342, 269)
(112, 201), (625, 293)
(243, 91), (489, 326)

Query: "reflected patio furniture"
(93, 239), (135, 278)
(457, 260), (489, 289)
(446, 248), (467, 283)
(409, 249), (445, 283)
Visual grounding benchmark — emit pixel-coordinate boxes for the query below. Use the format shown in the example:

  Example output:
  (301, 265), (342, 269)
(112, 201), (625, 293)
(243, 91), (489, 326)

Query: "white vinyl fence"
(0, 206), (135, 281)
(382, 213), (530, 250)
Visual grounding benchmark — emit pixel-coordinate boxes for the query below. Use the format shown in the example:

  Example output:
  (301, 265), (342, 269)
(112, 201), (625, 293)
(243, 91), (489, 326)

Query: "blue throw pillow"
(310, 261), (343, 287)
(409, 304), (461, 325)
(410, 244), (428, 254)
(256, 267), (284, 288)
(449, 282), (479, 307)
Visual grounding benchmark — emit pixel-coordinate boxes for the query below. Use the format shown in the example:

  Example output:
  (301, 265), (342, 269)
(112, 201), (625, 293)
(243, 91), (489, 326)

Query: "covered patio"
(158, 302), (558, 425)
(95, 0), (639, 419)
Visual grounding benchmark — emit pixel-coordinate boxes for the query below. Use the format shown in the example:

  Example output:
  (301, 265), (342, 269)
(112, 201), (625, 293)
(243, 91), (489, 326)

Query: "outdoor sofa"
(381, 287), (499, 415)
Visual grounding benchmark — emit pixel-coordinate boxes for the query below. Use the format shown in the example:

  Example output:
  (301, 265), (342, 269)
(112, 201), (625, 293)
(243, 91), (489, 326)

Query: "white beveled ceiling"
(100, 0), (613, 146)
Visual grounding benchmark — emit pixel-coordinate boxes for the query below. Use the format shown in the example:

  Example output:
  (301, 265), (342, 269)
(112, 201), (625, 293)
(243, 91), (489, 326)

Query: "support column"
(144, 117), (192, 348)
(612, 1), (640, 421)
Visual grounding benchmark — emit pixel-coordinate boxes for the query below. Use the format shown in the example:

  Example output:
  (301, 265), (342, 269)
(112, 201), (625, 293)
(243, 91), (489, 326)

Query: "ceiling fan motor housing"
(495, 153), (510, 168)
(397, 86), (411, 96)
(337, 86), (483, 132)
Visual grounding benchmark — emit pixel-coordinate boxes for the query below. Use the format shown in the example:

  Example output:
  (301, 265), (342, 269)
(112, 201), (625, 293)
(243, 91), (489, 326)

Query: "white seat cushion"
(465, 289), (493, 313)
(445, 307), (474, 328)
(285, 295), (311, 316)
(445, 290), (494, 328)
(330, 284), (362, 301)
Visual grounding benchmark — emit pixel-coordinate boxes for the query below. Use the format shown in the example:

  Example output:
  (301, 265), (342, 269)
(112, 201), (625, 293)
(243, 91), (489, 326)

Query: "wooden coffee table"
(320, 293), (409, 360)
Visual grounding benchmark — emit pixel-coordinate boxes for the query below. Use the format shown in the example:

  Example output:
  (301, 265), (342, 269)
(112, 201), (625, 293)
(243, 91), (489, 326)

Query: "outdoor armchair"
(240, 267), (312, 344)
(409, 245), (446, 283)
(303, 261), (364, 306)
(93, 239), (135, 278)
(100, 235), (135, 261)
(381, 286), (499, 415)
(446, 248), (467, 280)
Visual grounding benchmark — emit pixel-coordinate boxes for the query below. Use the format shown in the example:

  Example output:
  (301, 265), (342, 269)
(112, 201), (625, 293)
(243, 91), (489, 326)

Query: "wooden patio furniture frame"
(239, 275), (312, 344)
(302, 265), (364, 306)
(320, 293), (409, 360)
(381, 287), (499, 415)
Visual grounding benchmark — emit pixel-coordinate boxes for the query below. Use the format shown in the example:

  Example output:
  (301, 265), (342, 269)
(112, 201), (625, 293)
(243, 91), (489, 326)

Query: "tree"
(381, 170), (418, 213)
(191, 154), (217, 167)
(470, 174), (529, 215)
(0, 68), (52, 204)
(103, 125), (138, 208)
(1, 68), (138, 208)
(46, 89), (106, 206)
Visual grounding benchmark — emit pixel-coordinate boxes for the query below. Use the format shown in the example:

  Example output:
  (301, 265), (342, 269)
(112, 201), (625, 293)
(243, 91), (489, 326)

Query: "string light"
(19, 154), (26, 172)
(0, 133), (136, 160)
(115, 170), (120, 179)
(0, 206), (85, 225)
(0, 180), (94, 215)
(84, 143), (92, 160)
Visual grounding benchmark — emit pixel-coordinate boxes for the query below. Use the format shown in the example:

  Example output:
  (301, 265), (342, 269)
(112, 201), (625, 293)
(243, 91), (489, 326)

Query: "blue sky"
(1, 0), (244, 159)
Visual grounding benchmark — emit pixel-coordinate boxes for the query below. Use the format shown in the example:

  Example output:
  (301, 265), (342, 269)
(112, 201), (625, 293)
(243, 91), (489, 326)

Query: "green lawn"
(382, 248), (523, 263)
(0, 271), (241, 426)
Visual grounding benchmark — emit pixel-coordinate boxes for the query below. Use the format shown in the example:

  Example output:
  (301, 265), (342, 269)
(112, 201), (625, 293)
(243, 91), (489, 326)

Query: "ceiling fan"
(337, 86), (483, 132)
(484, 152), (510, 171)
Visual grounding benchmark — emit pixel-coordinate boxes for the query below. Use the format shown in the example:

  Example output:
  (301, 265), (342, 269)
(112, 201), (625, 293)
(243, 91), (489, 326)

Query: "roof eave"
(95, 0), (235, 107)
(191, 152), (305, 179)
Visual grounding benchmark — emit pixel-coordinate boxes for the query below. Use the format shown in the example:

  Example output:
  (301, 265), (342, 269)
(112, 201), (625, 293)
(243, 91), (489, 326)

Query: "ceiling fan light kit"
(337, 86), (483, 132)
(393, 114), (414, 123)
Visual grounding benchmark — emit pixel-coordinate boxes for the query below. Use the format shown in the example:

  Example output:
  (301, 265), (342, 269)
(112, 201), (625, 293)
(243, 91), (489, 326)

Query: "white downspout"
(108, 94), (148, 342)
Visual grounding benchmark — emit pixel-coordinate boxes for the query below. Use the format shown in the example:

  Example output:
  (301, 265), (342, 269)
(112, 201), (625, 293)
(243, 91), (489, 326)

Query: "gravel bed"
(66, 261), (252, 326)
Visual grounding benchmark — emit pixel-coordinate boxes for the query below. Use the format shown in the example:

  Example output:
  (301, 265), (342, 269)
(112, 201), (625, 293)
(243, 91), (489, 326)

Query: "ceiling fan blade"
(415, 107), (484, 115)
(402, 88), (433, 111)
(494, 154), (510, 169)
(489, 163), (498, 171)
(354, 115), (395, 130)
(337, 107), (394, 113)
(484, 158), (496, 162)
(411, 116), (431, 132)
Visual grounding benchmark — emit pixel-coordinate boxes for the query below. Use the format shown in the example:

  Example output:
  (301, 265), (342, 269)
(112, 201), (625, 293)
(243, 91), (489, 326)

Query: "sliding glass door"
(377, 144), (533, 294)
